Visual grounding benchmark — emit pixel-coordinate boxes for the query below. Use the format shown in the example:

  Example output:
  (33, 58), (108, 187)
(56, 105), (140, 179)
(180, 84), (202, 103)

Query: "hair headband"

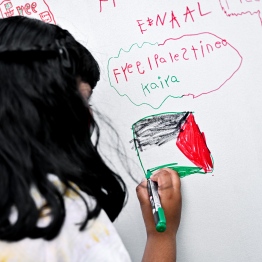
(0, 40), (71, 69)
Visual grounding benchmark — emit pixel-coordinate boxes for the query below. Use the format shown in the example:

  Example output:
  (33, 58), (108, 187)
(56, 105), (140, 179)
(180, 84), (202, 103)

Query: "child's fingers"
(150, 168), (180, 194)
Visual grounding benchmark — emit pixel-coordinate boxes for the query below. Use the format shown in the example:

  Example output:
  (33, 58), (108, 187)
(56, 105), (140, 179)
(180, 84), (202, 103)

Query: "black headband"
(0, 40), (71, 69)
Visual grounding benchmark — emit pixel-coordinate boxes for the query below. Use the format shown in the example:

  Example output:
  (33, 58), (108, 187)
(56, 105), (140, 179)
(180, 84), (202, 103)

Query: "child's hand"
(136, 168), (182, 237)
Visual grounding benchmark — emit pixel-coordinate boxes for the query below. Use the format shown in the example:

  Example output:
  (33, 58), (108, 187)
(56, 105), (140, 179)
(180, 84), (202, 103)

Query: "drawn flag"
(132, 112), (213, 178)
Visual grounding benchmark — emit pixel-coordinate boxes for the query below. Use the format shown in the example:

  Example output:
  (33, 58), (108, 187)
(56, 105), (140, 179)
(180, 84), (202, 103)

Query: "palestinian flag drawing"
(132, 112), (214, 178)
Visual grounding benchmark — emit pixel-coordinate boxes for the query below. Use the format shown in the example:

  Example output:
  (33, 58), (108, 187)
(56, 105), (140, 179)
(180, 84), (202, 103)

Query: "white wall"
(4, 0), (262, 261)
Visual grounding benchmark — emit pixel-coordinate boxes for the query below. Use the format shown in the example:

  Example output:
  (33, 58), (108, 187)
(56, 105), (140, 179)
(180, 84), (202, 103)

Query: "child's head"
(0, 16), (100, 148)
(0, 16), (100, 85)
(0, 16), (126, 241)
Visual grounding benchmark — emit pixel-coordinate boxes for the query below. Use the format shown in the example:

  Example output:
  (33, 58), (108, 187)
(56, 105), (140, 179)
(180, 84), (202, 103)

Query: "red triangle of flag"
(176, 113), (213, 173)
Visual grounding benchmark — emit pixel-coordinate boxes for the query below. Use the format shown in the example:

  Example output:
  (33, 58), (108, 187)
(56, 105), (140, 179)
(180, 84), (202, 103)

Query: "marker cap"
(156, 207), (166, 232)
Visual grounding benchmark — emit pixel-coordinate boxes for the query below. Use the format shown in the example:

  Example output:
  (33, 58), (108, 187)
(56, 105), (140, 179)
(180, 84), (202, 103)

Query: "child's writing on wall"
(0, 0), (55, 23)
(136, 2), (212, 34)
(141, 74), (180, 97)
(112, 37), (228, 84)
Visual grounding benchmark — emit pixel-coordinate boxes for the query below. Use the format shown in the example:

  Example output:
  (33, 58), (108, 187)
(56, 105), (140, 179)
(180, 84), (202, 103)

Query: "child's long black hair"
(0, 16), (127, 241)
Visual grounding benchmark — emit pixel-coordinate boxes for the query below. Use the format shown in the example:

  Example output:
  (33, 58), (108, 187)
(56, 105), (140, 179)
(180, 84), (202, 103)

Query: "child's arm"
(136, 169), (182, 262)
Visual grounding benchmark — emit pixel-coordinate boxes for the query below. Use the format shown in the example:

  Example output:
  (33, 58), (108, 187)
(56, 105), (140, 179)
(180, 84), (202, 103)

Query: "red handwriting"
(0, 0), (55, 24)
(136, 2), (211, 34)
(113, 37), (227, 84)
(99, 0), (116, 12)
(16, 2), (37, 15)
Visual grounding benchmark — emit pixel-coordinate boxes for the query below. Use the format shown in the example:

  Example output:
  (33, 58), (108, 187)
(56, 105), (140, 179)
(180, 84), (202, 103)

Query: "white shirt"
(0, 175), (132, 262)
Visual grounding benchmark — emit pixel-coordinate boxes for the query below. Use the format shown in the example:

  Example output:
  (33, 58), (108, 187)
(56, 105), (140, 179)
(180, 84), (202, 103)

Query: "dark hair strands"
(0, 16), (127, 241)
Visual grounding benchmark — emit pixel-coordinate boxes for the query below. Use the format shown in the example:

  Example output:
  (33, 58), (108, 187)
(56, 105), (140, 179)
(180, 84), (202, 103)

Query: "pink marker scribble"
(219, 0), (262, 25)
(0, 0), (55, 24)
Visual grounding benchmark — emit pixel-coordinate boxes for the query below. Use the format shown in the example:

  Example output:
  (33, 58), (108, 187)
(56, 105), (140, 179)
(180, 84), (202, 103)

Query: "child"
(0, 16), (181, 261)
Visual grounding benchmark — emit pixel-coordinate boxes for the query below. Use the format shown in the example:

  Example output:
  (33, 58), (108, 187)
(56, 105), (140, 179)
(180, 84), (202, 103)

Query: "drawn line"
(107, 41), (175, 109)
(43, 0), (56, 24)
(219, 0), (262, 26)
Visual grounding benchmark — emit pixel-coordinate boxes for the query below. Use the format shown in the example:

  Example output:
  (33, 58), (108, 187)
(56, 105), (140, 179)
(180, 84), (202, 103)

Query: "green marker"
(147, 173), (166, 232)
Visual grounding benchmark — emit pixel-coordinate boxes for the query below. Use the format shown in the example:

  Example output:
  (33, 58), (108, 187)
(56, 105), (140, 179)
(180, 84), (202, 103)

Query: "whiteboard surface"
(2, 0), (262, 261)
